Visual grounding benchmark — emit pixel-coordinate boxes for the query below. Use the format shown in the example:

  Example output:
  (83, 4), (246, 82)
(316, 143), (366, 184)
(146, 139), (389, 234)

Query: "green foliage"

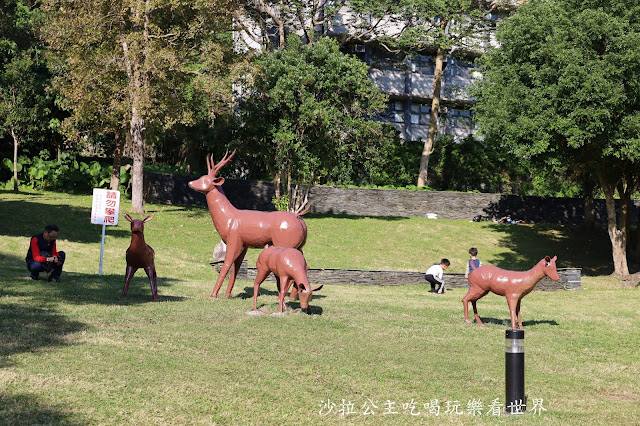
(1, 150), (129, 192)
(238, 37), (398, 210)
(271, 194), (290, 212)
(428, 136), (510, 193)
(472, 0), (640, 273)
(0, 1), (60, 157)
(473, 0), (640, 169)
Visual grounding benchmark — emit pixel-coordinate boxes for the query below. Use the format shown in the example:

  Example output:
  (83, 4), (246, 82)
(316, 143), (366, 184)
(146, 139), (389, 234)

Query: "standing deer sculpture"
(252, 246), (323, 314)
(123, 214), (159, 301)
(463, 256), (559, 329)
(188, 150), (308, 298)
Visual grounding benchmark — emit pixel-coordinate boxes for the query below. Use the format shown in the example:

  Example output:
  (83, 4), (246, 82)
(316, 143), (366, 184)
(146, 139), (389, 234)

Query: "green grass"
(1, 189), (639, 424)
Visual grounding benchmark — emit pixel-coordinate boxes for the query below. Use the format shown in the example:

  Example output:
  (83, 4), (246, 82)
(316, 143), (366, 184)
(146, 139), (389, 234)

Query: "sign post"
(91, 189), (121, 275)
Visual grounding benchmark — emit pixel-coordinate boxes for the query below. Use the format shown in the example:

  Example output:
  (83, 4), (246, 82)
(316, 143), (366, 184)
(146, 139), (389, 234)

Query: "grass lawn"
(1, 189), (639, 424)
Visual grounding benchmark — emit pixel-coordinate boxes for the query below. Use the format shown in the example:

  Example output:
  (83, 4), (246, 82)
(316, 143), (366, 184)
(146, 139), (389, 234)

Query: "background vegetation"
(0, 0), (598, 199)
(1, 190), (638, 424)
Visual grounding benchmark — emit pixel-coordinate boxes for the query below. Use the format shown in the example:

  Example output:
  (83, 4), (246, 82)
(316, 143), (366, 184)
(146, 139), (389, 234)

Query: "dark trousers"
(26, 251), (66, 280)
(425, 274), (443, 292)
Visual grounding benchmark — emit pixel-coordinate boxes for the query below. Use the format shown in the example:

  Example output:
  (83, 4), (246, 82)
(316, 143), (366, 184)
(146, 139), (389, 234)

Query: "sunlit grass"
(0, 189), (638, 424)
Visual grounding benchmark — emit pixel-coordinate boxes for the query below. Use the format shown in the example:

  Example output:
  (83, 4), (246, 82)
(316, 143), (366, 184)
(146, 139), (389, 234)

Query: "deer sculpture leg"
(516, 299), (522, 329)
(471, 300), (484, 325)
(144, 264), (159, 301)
(289, 285), (298, 301)
(212, 239), (245, 298)
(506, 297), (519, 330)
(122, 265), (137, 297)
(277, 275), (293, 313)
(274, 276), (281, 294)
(224, 247), (248, 297)
(252, 267), (271, 311)
(462, 288), (488, 324)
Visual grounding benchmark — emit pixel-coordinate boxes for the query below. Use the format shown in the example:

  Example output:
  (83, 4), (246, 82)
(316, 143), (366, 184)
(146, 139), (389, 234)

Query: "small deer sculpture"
(252, 246), (323, 314)
(122, 214), (159, 301)
(188, 150), (308, 298)
(463, 256), (559, 329)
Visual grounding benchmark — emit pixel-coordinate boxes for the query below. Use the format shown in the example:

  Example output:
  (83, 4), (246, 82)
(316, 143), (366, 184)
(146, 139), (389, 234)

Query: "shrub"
(2, 150), (129, 192)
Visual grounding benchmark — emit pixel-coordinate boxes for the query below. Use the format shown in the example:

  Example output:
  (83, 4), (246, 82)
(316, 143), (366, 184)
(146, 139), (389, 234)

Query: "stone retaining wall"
(144, 171), (639, 225)
(224, 262), (581, 291)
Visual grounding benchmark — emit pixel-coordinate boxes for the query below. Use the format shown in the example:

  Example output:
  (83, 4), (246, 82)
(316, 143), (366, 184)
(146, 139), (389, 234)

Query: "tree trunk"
(110, 129), (125, 191)
(582, 177), (595, 228)
(278, 0), (285, 47)
(417, 46), (445, 187)
(600, 174), (629, 276)
(11, 128), (18, 192)
(636, 224), (640, 263)
(130, 103), (145, 213)
(618, 175), (633, 254)
(583, 195), (594, 228)
(126, 0), (150, 213)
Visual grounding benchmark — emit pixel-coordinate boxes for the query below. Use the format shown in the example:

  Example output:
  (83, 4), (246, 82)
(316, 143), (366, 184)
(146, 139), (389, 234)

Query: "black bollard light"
(505, 329), (525, 414)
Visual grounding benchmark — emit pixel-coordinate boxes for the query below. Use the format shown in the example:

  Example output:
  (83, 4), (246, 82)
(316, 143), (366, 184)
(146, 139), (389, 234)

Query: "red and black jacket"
(26, 233), (59, 263)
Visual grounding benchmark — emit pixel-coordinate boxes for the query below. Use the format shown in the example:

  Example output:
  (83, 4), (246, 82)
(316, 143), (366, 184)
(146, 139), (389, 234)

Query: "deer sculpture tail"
(296, 204), (312, 216)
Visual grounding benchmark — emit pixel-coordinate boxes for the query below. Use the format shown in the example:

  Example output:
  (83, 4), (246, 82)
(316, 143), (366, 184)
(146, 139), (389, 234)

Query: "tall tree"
(42, 0), (234, 212)
(473, 0), (640, 276)
(238, 37), (397, 212)
(236, 1), (509, 186)
(0, 1), (54, 191)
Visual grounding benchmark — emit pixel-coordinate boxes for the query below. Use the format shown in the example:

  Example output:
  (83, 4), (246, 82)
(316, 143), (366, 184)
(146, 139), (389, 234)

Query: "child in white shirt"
(425, 258), (450, 294)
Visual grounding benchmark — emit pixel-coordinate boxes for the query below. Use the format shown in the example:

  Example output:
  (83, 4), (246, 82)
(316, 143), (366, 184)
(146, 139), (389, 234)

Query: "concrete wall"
(223, 261), (581, 291)
(144, 171), (639, 225)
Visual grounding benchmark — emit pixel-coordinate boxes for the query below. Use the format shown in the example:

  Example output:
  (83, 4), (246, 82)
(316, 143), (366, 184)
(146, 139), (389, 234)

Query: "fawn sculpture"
(252, 246), (323, 314)
(123, 214), (159, 301)
(463, 256), (559, 329)
(188, 150), (308, 298)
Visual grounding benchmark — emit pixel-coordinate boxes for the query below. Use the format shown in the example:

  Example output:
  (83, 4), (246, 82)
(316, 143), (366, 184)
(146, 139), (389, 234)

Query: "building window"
(410, 103), (431, 125)
(448, 108), (472, 118)
(384, 101), (405, 123)
(411, 55), (434, 74)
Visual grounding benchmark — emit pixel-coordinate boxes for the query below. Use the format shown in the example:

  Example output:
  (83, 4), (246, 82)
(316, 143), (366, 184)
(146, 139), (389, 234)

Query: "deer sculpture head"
(125, 214), (153, 236)
(188, 150), (236, 194)
(543, 256), (560, 281)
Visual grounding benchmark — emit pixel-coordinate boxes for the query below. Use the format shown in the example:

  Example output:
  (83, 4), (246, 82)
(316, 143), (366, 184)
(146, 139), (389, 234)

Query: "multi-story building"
(235, 3), (514, 143)
(353, 46), (480, 142)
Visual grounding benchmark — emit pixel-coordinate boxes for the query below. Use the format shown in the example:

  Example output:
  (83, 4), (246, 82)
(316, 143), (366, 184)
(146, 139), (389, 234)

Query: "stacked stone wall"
(144, 171), (638, 225)
(222, 261), (580, 291)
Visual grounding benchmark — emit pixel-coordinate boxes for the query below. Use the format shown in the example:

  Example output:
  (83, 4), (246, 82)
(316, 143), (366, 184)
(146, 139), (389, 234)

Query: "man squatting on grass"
(425, 258), (450, 294)
(26, 224), (66, 283)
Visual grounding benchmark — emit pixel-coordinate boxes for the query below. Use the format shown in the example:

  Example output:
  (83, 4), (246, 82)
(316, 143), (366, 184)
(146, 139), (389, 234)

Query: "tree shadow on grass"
(144, 202), (212, 219)
(0, 198), (130, 242)
(0, 251), (186, 307)
(484, 222), (619, 276)
(240, 286), (325, 315)
(0, 393), (86, 425)
(469, 317), (560, 328)
(239, 285), (327, 301)
(0, 300), (86, 368)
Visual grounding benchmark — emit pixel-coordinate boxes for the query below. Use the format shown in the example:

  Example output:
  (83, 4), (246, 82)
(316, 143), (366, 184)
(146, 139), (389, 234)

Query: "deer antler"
(209, 150), (236, 176)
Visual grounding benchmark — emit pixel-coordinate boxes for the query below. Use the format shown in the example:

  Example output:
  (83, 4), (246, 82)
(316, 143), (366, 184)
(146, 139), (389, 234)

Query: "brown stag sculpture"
(123, 214), (159, 301)
(252, 246), (323, 314)
(463, 256), (559, 329)
(188, 150), (308, 298)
